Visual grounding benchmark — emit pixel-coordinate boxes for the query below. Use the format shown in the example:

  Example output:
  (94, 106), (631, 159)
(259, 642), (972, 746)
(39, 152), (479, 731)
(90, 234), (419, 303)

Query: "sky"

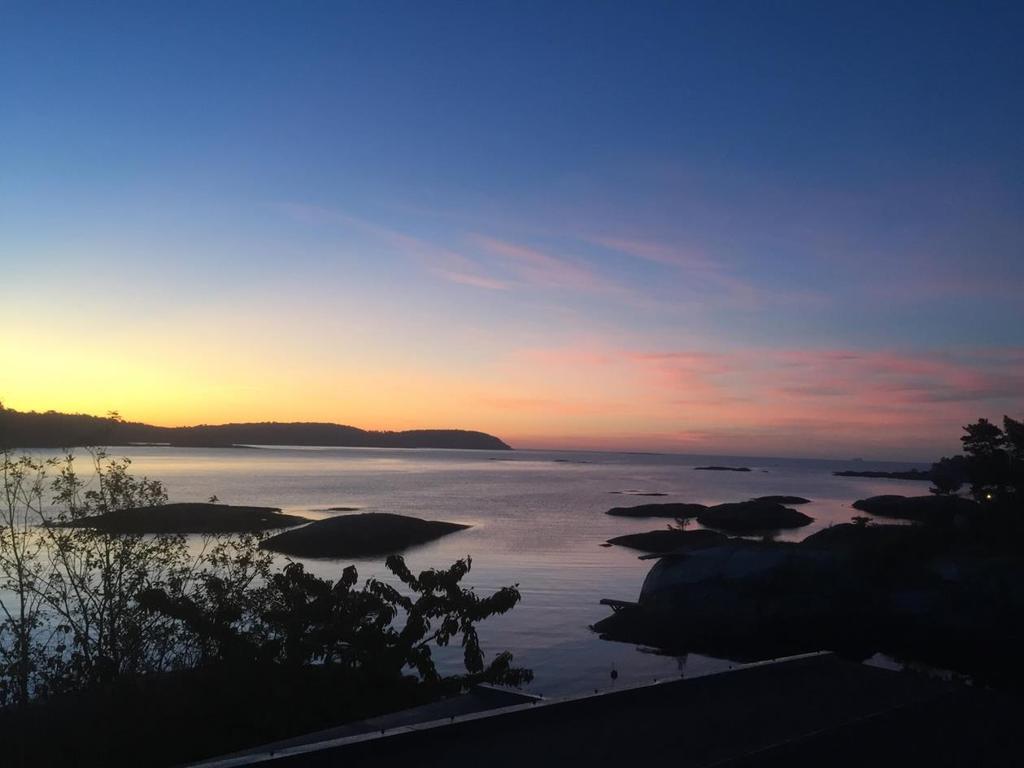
(2, 1), (1023, 460)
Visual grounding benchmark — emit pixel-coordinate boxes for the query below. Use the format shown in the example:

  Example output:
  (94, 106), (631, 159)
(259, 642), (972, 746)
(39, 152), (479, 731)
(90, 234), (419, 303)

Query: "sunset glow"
(2, 2), (1022, 460)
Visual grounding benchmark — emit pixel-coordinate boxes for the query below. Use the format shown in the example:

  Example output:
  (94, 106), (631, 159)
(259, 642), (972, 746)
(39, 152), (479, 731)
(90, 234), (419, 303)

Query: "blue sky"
(2, 1), (1022, 458)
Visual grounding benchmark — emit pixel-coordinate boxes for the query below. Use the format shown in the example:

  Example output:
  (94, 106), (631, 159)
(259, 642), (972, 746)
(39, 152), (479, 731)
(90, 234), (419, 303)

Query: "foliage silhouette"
(0, 447), (532, 765)
(929, 455), (967, 495)
(137, 556), (531, 691)
(959, 416), (1023, 503)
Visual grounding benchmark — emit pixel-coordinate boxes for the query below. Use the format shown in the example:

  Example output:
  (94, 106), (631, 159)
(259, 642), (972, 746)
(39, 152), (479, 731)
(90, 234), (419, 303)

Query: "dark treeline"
(835, 417), (1024, 499)
(0, 406), (511, 450)
(833, 469), (934, 481)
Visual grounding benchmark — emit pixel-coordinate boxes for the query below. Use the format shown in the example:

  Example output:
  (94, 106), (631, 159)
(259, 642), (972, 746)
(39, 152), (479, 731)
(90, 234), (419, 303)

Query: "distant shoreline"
(0, 408), (512, 451)
(833, 469), (933, 481)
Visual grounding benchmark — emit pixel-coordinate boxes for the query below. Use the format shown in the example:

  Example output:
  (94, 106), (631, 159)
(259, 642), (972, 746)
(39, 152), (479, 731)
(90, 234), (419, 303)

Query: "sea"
(15, 445), (931, 697)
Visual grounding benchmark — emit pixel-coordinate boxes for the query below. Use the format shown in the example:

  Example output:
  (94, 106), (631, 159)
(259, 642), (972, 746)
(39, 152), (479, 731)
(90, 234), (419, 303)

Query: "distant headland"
(0, 407), (512, 451)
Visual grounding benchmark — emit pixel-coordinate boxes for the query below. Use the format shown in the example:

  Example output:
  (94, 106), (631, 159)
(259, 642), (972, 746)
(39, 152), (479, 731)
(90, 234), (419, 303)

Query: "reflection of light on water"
(14, 445), (932, 697)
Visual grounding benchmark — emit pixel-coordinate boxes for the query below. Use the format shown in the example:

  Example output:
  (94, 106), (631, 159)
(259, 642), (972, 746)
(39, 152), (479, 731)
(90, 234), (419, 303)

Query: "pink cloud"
(487, 340), (1024, 458)
(766, 348), (1024, 409)
(435, 270), (510, 291)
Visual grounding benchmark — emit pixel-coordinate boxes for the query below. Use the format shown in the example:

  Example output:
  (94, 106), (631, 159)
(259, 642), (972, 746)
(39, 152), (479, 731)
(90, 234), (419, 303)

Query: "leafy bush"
(1, 448), (531, 719)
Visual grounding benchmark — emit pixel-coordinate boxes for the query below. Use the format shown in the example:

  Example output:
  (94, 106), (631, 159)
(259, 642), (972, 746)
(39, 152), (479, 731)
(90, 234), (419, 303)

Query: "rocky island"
(605, 528), (729, 553)
(54, 502), (310, 534)
(606, 497), (814, 532)
(834, 469), (932, 481)
(260, 512), (470, 558)
(696, 499), (813, 533)
(606, 502), (707, 518)
(751, 495), (811, 505)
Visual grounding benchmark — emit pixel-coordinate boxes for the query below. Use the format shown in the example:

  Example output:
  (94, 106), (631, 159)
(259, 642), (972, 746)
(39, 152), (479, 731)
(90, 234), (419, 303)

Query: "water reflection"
(15, 445), (929, 696)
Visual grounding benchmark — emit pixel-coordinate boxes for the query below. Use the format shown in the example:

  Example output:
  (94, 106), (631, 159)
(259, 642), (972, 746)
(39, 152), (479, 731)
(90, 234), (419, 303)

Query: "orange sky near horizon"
(4, 327), (1020, 461)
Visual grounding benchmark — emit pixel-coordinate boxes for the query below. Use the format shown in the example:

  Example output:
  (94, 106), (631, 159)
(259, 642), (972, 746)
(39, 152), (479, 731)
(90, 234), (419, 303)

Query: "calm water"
(22, 445), (930, 697)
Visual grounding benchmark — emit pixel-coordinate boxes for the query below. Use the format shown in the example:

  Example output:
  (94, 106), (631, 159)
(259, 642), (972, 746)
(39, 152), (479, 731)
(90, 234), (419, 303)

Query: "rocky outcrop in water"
(696, 500), (813, 533)
(606, 503), (707, 518)
(595, 516), (1024, 687)
(55, 502), (309, 534)
(834, 469), (932, 481)
(261, 512), (469, 557)
(605, 529), (728, 553)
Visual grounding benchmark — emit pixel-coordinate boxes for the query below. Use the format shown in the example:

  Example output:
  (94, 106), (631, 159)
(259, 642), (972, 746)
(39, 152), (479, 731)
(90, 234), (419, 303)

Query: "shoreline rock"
(594, 521), (1024, 688)
(852, 495), (978, 523)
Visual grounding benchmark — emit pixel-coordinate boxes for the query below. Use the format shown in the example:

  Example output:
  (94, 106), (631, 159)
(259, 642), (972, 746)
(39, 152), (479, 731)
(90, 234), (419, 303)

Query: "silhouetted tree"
(0, 452), (48, 707)
(1005, 416), (1024, 500)
(139, 556), (531, 692)
(957, 416), (1024, 503)
(930, 455), (967, 495)
(37, 451), (208, 694)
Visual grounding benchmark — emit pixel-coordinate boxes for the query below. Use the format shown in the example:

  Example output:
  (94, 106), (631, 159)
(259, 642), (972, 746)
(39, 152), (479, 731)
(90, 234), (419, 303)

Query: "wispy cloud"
(274, 202), (511, 290)
(586, 234), (827, 308)
(277, 204), (710, 310)
(587, 236), (720, 272)
(470, 234), (622, 294)
(438, 270), (510, 290)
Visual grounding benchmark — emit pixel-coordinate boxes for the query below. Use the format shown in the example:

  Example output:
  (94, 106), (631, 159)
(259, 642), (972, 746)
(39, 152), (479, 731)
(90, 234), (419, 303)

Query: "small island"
(260, 512), (470, 558)
(606, 502), (707, 518)
(694, 465), (752, 472)
(54, 502), (310, 534)
(606, 529), (728, 553)
(696, 500), (813, 533)
(605, 497), (815, 532)
(833, 469), (932, 481)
